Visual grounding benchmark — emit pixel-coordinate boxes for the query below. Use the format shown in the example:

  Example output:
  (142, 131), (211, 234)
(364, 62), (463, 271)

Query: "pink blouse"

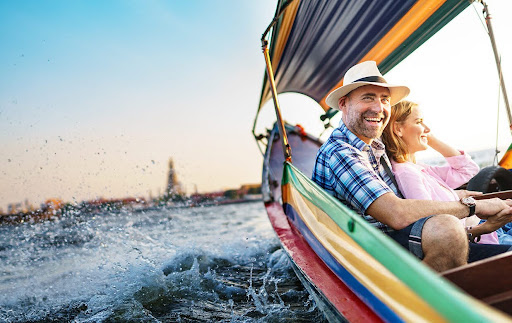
(391, 151), (499, 244)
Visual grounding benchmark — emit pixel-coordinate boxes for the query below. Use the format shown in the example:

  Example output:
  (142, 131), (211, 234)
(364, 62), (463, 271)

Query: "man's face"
(339, 85), (391, 144)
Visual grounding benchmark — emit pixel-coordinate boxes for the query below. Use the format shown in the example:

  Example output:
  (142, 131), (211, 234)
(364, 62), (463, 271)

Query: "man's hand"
(472, 207), (512, 235)
(455, 190), (483, 199)
(475, 198), (512, 219)
(485, 207), (512, 230)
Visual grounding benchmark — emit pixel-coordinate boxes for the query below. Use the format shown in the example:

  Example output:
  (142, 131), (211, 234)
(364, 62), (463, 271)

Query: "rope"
(494, 54), (502, 165)
(471, 1), (488, 34)
(472, 1), (504, 165)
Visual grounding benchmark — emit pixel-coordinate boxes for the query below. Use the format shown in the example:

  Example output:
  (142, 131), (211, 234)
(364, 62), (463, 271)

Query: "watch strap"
(468, 204), (476, 217)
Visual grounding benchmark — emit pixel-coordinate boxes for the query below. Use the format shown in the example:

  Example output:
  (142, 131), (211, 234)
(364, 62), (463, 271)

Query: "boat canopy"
(258, 0), (471, 114)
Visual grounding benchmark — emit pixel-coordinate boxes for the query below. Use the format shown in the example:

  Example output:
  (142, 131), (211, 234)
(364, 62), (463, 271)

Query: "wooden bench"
(473, 190), (512, 200)
(441, 190), (512, 314)
(442, 247), (512, 314)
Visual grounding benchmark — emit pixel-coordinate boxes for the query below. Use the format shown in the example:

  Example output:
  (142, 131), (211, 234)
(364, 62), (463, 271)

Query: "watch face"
(462, 196), (476, 206)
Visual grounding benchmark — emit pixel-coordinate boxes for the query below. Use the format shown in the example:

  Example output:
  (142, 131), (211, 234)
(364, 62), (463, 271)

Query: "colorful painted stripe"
(282, 162), (510, 322)
(283, 184), (444, 322)
(283, 202), (407, 322)
(265, 201), (382, 322)
(499, 143), (512, 169)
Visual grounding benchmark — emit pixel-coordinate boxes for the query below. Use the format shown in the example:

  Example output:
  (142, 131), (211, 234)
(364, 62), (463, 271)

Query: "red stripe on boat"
(265, 201), (382, 323)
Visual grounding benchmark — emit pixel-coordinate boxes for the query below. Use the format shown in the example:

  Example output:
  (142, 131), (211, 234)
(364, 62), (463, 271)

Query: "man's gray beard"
(346, 116), (384, 140)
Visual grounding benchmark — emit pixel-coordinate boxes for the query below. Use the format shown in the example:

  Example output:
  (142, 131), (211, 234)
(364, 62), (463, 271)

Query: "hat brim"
(325, 82), (410, 110)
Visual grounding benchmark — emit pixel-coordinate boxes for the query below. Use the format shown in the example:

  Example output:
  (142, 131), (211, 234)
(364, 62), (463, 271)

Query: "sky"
(1, 0), (512, 211)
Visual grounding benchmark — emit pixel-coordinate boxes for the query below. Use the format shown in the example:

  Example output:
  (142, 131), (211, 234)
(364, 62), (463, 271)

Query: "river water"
(0, 201), (327, 322)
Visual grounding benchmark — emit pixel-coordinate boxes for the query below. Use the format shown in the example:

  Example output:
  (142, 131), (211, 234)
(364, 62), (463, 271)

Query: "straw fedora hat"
(325, 61), (410, 109)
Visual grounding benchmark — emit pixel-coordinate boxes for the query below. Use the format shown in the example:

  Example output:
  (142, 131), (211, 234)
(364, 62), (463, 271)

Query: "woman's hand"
(425, 133), (437, 146)
(426, 133), (461, 157)
(455, 190), (483, 199)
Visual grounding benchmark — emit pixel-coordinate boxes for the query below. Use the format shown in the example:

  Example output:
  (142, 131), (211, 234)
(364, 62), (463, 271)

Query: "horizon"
(2, 1), (512, 211)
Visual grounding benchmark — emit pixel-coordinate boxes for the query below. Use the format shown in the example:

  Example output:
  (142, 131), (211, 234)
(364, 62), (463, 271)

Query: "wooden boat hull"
(261, 124), (512, 322)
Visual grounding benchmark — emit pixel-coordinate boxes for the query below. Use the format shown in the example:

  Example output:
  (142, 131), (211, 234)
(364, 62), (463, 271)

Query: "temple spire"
(166, 158), (183, 197)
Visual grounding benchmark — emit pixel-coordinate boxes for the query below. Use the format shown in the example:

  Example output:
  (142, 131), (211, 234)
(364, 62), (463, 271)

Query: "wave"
(0, 203), (327, 322)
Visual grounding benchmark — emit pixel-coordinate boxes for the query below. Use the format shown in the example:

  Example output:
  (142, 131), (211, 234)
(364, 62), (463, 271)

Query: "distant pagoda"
(165, 158), (184, 198)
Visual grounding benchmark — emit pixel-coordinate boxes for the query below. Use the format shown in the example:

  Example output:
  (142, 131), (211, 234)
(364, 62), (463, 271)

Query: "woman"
(381, 100), (499, 244)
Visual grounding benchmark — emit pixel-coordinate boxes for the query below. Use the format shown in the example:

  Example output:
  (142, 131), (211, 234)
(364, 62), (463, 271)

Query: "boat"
(253, 0), (512, 321)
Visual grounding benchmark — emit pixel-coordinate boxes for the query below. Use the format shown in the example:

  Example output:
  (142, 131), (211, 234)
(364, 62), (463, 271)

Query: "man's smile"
(363, 116), (385, 125)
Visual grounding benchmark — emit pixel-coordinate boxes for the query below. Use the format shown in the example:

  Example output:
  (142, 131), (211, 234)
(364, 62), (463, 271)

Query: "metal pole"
(482, 1), (512, 132)
(261, 39), (292, 162)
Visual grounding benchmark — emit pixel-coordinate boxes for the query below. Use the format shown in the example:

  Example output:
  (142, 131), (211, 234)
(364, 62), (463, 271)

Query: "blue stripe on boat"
(283, 202), (405, 323)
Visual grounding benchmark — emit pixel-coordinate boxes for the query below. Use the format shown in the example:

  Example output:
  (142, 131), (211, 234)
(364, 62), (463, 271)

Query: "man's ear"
(338, 96), (347, 112)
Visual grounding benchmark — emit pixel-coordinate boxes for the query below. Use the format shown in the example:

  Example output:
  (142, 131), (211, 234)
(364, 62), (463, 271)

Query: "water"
(0, 202), (327, 322)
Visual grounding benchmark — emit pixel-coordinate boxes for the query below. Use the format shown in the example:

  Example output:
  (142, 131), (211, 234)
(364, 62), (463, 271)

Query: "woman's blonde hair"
(381, 100), (418, 163)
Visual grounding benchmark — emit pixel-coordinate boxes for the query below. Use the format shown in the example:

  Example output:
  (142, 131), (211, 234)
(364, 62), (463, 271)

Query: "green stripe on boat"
(282, 162), (500, 322)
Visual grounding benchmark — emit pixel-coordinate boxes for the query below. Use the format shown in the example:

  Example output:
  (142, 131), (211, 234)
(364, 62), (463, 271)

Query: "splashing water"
(0, 202), (327, 322)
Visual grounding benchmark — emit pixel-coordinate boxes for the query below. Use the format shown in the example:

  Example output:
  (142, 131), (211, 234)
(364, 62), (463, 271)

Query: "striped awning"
(258, 0), (471, 112)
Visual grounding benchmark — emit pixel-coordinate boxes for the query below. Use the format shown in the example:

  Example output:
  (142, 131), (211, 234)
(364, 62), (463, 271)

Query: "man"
(312, 61), (512, 272)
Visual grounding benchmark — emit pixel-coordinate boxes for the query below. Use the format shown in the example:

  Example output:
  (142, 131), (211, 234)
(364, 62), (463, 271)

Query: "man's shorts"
(386, 215), (512, 262)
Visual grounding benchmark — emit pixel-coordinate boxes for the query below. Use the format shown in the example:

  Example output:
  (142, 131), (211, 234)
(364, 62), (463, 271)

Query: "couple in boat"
(312, 61), (512, 272)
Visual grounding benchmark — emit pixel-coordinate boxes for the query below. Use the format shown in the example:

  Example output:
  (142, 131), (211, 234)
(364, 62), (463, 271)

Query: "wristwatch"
(460, 196), (476, 217)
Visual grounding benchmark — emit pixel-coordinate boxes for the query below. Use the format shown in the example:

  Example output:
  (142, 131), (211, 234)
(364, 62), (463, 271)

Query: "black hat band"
(353, 76), (387, 84)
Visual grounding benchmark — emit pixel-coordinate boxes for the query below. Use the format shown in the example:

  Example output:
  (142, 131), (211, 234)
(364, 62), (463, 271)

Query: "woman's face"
(395, 107), (430, 155)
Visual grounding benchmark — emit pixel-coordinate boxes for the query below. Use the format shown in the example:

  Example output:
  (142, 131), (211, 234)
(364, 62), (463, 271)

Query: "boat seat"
(473, 189), (512, 201)
(441, 251), (512, 315)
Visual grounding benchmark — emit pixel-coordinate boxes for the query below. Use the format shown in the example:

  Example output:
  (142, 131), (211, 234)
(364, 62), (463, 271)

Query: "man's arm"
(367, 192), (512, 230)
(323, 143), (512, 230)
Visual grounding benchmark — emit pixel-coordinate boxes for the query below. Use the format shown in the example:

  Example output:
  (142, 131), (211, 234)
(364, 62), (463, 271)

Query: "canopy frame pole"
(257, 0), (294, 163)
(480, 1), (512, 133)
(261, 39), (292, 162)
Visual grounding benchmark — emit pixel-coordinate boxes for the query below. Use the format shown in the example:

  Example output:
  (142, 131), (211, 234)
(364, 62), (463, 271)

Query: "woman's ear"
(393, 122), (403, 138)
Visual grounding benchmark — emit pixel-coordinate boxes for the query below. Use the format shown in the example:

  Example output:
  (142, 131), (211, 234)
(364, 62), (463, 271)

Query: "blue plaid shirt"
(312, 120), (401, 232)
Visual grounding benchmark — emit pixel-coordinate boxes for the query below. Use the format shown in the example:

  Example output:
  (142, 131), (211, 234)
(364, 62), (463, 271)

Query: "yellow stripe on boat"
(283, 182), (446, 322)
(282, 161), (512, 321)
